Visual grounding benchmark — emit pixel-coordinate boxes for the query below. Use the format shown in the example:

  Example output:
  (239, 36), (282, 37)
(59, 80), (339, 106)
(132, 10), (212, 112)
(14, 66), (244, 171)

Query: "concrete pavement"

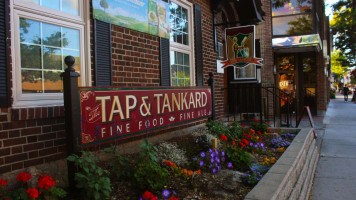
(311, 93), (356, 200)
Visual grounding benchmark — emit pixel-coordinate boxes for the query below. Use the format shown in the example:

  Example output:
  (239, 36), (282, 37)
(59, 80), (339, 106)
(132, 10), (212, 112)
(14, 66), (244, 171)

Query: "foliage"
(206, 120), (243, 140)
(67, 151), (112, 200)
(331, 50), (349, 83)
(241, 168), (263, 186)
(223, 145), (251, 171)
(104, 146), (134, 181)
(0, 172), (66, 200)
(156, 142), (188, 166)
(330, 89), (336, 99)
(134, 139), (170, 192)
(250, 119), (270, 134)
(330, 0), (356, 67)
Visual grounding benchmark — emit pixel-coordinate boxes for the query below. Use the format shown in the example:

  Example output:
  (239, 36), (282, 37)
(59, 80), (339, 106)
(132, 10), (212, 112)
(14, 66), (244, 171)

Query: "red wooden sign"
(79, 87), (212, 147)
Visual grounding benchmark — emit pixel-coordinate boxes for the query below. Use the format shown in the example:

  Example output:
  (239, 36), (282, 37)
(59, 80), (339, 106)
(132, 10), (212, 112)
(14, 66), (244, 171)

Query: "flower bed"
(0, 120), (303, 200)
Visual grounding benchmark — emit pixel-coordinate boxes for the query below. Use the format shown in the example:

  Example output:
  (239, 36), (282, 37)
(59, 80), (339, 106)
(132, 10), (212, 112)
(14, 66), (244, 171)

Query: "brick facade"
(0, 107), (66, 174)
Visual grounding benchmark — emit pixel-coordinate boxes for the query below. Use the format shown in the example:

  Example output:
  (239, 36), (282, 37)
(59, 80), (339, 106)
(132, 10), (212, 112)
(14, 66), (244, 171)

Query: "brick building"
(0, 0), (330, 183)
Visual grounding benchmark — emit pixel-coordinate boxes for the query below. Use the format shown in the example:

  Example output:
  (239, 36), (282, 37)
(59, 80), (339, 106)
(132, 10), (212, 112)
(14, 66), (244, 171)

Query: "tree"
(100, 0), (109, 12)
(330, 0), (356, 67)
(331, 50), (349, 82)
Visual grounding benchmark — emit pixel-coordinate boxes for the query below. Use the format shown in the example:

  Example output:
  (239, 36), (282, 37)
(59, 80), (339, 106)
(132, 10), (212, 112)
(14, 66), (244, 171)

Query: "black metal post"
(259, 83), (263, 125)
(208, 72), (215, 120)
(61, 56), (81, 190)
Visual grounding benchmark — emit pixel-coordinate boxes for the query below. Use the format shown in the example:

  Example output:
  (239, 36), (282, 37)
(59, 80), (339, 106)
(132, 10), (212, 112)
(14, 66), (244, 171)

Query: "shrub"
(156, 142), (188, 166)
(67, 151), (112, 200)
(134, 139), (170, 192)
(223, 145), (251, 171)
(104, 146), (134, 181)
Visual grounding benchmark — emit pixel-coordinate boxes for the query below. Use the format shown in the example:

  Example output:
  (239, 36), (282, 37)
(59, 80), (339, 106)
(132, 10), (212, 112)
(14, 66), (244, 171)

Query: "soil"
(65, 131), (296, 200)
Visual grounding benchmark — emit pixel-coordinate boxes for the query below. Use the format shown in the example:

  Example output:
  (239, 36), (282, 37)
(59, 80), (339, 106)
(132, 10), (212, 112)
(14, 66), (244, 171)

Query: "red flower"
(17, 172), (32, 182)
(257, 131), (262, 135)
(250, 129), (255, 134)
(220, 134), (228, 141)
(0, 179), (8, 186)
(26, 188), (39, 199)
(169, 197), (179, 200)
(38, 175), (56, 190)
(232, 141), (236, 146)
(268, 120), (271, 124)
(253, 117), (259, 122)
(259, 138), (263, 142)
(241, 139), (249, 145)
(241, 125), (245, 128)
(142, 191), (154, 199)
(239, 142), (245, 148)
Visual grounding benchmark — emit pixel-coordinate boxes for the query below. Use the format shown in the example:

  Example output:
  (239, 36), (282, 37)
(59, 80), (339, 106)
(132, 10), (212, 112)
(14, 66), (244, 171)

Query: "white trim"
(169, 0), (195, 86)
(14, 0), (84, 24)
(11, 0), (90, 108)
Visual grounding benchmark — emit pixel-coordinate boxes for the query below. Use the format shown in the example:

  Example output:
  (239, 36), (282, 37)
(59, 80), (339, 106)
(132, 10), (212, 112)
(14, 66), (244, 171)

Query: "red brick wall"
(0, 107), (66, 174)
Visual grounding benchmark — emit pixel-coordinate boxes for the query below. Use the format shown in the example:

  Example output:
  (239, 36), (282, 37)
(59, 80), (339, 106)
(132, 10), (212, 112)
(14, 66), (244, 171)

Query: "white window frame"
(169, 0), (195, 86)
(11, 0), (91, 108)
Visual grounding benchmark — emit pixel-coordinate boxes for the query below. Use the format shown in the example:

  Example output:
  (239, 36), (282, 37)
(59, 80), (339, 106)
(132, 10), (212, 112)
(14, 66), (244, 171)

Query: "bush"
(67, 151), (112, 200)
(223, 145), (251, 171)
(206, 120), (243, 140)
(134, 139), (170, 192)
(156, 142), (188, 166)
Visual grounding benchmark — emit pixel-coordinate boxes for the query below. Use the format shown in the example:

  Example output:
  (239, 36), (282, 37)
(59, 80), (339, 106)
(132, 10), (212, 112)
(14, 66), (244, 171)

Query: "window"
(271, 0), (313, 36)
(12, 0), (89, 107)
(169, 0), (194, 86)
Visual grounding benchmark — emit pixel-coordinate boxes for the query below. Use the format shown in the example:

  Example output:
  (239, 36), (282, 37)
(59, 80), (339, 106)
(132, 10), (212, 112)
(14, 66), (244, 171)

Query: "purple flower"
(212, 168), (217, 174)
(199, 160), (204, 167)
(200, 151), (206, 158)
(215, 150), (219, 155)
(210, 158), (215, 163)
(227, 162), (233, 168)
(162, 189), (170, 198)
(250, 142), (253, 147)
(172, 190), (177, 196)
(218, 165), (221, 171)
(215, 162), (219, 167)
(209, 148), (213, 153)
(210, 152), (215, 158)
(221, 151), (225, 157)
(222, 157), (225, 162)
(215, 157), (220, 163)
(260, 143), (264, 148)
(254, 144), (258, 148)
(192, 157), (197, 161)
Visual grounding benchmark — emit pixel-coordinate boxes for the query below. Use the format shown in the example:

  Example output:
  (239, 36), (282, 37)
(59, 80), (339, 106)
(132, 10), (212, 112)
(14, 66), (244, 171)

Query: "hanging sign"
(79, 87), (211, 147)
(92, 0), (170, 38)
(222, 25), (263, 69)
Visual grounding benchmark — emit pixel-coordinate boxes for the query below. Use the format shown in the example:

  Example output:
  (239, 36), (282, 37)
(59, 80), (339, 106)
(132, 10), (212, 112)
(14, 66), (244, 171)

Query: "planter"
(245, 128), (319, 200)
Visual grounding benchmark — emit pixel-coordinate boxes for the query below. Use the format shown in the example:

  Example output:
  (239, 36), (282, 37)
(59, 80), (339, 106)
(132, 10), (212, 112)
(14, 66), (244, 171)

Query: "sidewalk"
(311, 93), (356, 200)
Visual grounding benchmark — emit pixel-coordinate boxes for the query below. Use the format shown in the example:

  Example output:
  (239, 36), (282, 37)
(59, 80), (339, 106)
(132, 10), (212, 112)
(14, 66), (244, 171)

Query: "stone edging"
(245, 128), (319, 200)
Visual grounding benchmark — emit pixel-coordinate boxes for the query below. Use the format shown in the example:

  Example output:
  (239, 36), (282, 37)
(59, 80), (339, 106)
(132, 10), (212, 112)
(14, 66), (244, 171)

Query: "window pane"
(62, 0), (79, 15)
(42, 23), (61, 47)
(277, 55), (295, 71)
(20, 19), (40, 44)
(44, 71), (63, 93)
(235, 64), (256, 79)
(171, 51), (190, 86)
(22, 70), (42, 93)
(20, 18), (81, 93)
(21, 44), (41, 69)
(42, 0), (60, 11)
(273, 14), (312, 36)
(20, 0), (79, 15)
(43, 47), (62, 70)
(169, 2), (189, 45)
(272, 0), (312, 16)
(62, 27), (80, 49)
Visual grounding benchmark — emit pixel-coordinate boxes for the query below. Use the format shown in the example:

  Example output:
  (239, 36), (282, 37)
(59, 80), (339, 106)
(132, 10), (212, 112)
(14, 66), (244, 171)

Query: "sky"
(325, 0), (341, 17)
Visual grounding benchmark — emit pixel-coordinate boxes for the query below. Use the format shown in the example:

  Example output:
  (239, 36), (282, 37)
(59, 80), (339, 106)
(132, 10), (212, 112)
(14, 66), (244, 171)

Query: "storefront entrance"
(276, 53), (317, 115)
